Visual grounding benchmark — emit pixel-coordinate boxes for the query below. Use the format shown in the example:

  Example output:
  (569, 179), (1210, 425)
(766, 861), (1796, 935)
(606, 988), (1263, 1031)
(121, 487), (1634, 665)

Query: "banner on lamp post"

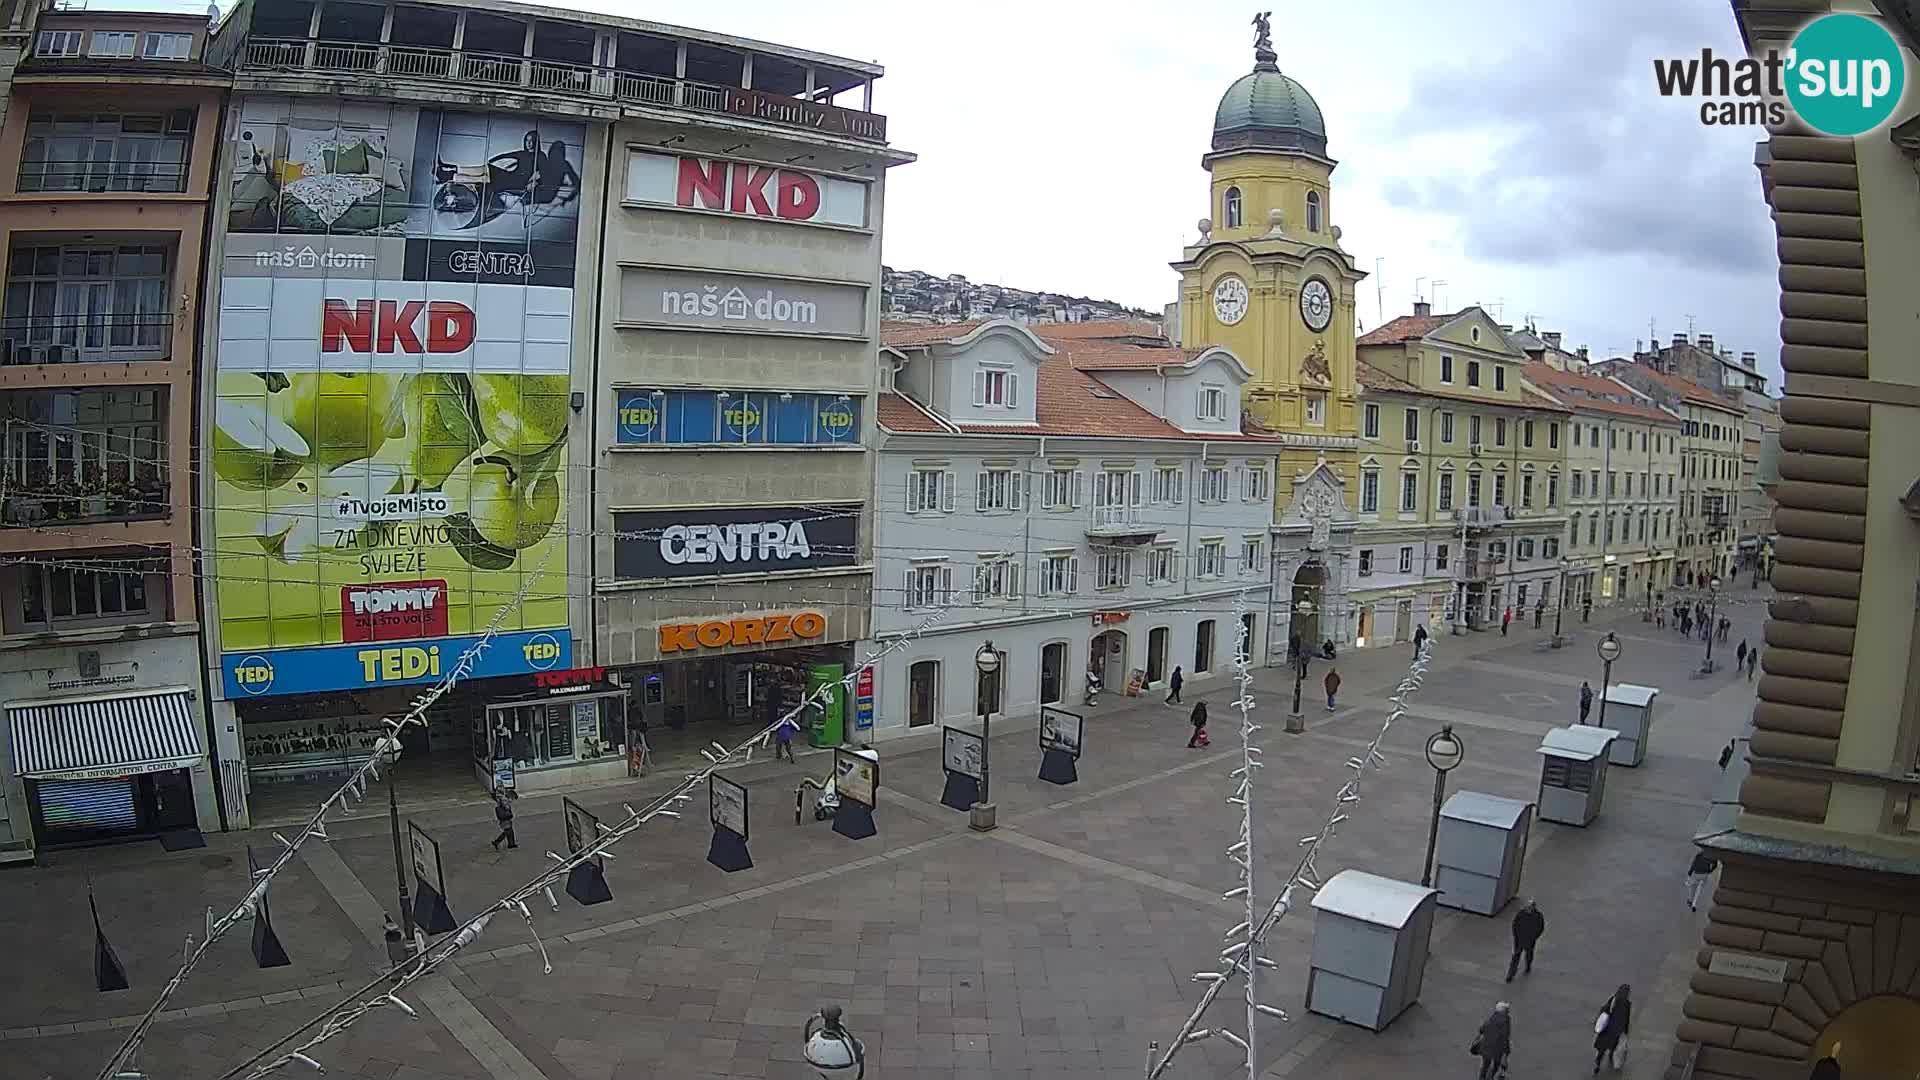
(940, 726), (983, 811)
(407, 821), (456, 933)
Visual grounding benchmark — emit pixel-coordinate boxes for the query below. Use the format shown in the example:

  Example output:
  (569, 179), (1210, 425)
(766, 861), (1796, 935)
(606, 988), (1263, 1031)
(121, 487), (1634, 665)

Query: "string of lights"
(1146, 633), (1436, 1080)
(90, 545), (558, 1080)
(212, 603), (955, 1080)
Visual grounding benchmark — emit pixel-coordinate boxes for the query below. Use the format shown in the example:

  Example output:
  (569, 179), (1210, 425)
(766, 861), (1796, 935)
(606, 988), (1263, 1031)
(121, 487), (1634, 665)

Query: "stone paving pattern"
(0, 593), (1772, 1079)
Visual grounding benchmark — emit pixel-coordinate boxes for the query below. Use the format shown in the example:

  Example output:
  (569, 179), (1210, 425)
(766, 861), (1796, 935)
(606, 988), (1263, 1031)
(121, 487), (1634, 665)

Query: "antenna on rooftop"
(1432, 280), (1448, 312)
(1374, 258), (1385, 326)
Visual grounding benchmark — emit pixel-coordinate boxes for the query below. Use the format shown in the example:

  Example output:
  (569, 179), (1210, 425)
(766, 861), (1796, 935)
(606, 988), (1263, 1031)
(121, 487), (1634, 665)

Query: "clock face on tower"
(1212, 276), (1249, 326)
(1300, 277), (1334, 332)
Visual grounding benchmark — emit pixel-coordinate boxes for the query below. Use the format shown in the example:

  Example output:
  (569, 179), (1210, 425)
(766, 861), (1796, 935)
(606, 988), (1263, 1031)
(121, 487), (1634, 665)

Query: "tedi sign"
(625, 151), (870, 229)
(613, 504), (859, 581)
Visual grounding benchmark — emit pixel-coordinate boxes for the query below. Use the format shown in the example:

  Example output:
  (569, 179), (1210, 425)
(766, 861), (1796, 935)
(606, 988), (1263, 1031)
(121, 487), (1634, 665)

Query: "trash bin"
(1306, 870), (1438, 1031)
(1536, 725), (1619, 826)
(1432, 791), (1533, 916)
(1599, 683), (1658, 766)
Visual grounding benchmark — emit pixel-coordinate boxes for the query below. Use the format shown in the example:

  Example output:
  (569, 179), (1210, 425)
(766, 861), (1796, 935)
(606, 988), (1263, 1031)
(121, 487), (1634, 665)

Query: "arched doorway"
(1290, 561), (1325, 656)
(1089, 629), (1129, 691)
(1812, 994), (1920, 1078)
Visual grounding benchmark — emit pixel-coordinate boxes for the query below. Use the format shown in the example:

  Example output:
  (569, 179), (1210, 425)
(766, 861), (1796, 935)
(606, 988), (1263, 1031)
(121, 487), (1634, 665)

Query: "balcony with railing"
(1086, 504), (1161, 544)
(4, 242), (176, 365)
(232, 7), (887, 143)
(3, 387), (172, 531)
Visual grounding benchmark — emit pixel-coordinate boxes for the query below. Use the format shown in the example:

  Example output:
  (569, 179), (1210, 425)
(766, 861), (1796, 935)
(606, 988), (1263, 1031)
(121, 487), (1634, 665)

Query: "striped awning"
(6, 688), (204, 781)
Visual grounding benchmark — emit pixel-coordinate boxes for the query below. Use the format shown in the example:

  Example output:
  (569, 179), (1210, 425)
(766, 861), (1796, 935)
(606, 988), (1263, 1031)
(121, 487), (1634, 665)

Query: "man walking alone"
(1506, 899), (1545, 982)
(1324, 666), (1341, 712)
(490, 789), (517, 850)
(1165, 665), (1184, 705)
(1578, 681), (1593, 725)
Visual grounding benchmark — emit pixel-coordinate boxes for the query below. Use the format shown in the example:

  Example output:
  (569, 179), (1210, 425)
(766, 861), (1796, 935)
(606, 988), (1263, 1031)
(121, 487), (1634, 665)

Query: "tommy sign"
(618, 267), (867, 338)
(341, 579), (449, 643)
(624, 151), (870, 229)
(612, 504), (859, 581)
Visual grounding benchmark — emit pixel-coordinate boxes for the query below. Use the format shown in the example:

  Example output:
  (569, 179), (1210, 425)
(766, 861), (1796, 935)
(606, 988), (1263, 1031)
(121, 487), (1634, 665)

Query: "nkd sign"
(625, 151), (869, 229)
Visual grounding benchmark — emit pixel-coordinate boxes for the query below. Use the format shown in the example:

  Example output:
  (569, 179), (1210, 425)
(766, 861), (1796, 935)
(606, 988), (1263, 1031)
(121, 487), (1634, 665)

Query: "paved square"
(1, 600), (1765, 1079)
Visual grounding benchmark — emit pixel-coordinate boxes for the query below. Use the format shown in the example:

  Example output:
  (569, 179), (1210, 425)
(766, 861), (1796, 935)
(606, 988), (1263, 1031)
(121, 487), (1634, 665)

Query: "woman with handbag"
(1471, 1002), (1511, 1080)
(1593, 983), (1632, 1073)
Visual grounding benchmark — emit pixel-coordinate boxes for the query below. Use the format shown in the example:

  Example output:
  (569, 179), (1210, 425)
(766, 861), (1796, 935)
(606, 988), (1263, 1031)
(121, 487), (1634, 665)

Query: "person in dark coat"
(1686, 850), (1719, 911)
(1186, 701), (1209, 748)
(1736, 640), (1748, 669)
(1593, 984), (1632, 1073)
(1413, 623), (1428, 657)
(1507, 899), (1545, 981)
(1578, 681), (1594, 725)
(1323, 666), (1342, 711)
(490, 789), (517, 850)
(1747, 648), (1760, 680)
(1288, 631), (1302, 661)
(1473, 1002), (1512, 1080)
(1166, 666), (1184, 705)
(1718, 740), (1736, 770)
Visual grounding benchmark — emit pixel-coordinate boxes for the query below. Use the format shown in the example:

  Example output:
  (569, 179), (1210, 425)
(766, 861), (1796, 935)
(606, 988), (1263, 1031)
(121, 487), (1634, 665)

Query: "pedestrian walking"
(1655, 606), (1664, 629)
(1592, 984), (1632, 1073)
(1736, 640), (1748, 670)
(1686, 850), (1719, 911)
(1506, 899), (1545, 982)
(774, 714), (797, 762)
(1582, 598), (1593, 622)
(1186, 701), (1209, 748)
(490, 789), (517, 850)
(1534, 601), (1544, 629)
(1324, 666), (1341, 711)
(1288, 631), (1302, 661)
(1679, 612), (1690, 637)
(1747, 648), (1759, 680)
(1719, 616), (1731, 642)
(1413, 623), (1428, 657)
(1501, 607), (1512, 636)
(1471, 1002), (1512, 1080)
(1718, 740), (1735, 770)
(1578, 681), (1593, 725)
(1166, 665), (1184, 705)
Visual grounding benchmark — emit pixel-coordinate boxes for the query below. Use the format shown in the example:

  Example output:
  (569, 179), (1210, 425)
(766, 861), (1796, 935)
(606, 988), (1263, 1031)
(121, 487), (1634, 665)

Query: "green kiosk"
(806, 664), (848, 748)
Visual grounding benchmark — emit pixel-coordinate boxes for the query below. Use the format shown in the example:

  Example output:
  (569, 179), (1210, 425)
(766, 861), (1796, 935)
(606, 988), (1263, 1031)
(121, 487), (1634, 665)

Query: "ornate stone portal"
(1272, 455), (1353, 657)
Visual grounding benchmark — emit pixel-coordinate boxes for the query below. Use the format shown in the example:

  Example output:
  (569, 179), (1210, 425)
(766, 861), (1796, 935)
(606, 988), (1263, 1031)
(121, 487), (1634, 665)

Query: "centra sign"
(658, 611), (827, 654)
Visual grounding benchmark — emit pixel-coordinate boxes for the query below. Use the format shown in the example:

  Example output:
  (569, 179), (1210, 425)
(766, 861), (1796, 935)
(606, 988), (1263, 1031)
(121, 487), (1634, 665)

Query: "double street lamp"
(1552, 557), (1571, 647)
(803, 1005), (865, 1078)
(1420, 725), (1465, 887)
(1595, 632), (1622, 730)
(970, 641), (999, 833)
(382, 731), (415, 956)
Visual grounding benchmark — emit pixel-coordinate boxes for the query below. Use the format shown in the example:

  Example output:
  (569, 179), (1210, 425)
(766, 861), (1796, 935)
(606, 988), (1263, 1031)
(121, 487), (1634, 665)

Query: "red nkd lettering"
(321, 299), (475, 354)
(777, 170), (821, 220)
(676, 157), (728, 211)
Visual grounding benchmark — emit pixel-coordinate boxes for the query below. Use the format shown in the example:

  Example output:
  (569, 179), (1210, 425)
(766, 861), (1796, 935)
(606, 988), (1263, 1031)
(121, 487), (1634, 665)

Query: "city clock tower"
(1171, 14), (1364, 656)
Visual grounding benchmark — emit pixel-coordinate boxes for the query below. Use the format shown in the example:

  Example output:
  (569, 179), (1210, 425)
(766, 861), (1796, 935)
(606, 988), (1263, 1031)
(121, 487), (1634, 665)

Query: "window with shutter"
(1005, 372), (1019, 409)
(906, 473), (922, 513)
(972, 369), (987, 407)
(942, 471), (956, 512)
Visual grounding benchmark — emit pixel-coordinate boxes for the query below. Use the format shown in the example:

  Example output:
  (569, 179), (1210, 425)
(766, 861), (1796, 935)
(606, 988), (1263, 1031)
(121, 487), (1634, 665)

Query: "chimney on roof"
(1672, 332), (1687, 347)
(1499, 324), (1513, 333)
(1698, 333), (1714, 352)
(1413, 300), (1432, 317)
(1741, 350), (1756, 369)
(1543, 331), (1562, 350)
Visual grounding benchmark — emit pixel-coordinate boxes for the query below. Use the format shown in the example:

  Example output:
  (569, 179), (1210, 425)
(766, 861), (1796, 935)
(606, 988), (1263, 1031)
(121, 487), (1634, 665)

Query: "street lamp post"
(1552, 557), (1570, 647)
(1701, 576), (1723, 674)
(802, 1005), (865, 1079)
(1596, 632), (1623, 731)
(1420, 725), (1465, 887)
(1644, 577), (1655, 622)
(970, 641), (1000, 833)
(383, 733), (415, 952)
(1286, 600), (1312, 732)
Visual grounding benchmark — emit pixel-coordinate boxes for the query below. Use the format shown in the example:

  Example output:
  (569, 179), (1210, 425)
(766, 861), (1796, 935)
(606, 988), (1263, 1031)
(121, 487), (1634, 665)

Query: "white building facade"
(862, 320), (1277, 735)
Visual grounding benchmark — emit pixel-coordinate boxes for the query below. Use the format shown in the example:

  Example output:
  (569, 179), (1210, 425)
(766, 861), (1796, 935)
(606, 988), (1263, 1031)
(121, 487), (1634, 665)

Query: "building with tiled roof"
(1348, 303), (1578, 635)
(862, 318), (1284, 731)
(1521, 362), (1683, 608)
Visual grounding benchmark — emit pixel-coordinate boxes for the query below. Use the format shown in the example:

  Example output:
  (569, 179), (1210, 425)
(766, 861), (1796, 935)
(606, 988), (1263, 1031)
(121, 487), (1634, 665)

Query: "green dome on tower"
(1211, 22), (1327, 157)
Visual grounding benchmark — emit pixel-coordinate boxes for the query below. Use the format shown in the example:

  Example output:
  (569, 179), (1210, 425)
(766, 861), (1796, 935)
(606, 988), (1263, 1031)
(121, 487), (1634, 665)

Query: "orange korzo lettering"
(765, 615), (793, 643)
(658, 623), (698, 653)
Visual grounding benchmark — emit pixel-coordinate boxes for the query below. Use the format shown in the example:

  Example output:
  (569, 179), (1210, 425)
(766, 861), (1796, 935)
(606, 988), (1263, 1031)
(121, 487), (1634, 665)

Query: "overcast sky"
(606, 0), (1784, 381)
(157, 0), (1785, 382)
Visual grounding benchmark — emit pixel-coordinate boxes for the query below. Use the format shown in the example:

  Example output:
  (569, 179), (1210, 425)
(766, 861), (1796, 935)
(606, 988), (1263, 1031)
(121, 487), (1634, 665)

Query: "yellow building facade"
(1170, 26), (1368, 655)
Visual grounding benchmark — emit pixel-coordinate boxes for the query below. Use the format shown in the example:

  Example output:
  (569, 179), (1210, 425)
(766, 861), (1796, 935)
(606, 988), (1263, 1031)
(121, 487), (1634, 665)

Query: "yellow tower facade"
(1172, 24), (1365, 504)
(1171, 18), (1367, 659)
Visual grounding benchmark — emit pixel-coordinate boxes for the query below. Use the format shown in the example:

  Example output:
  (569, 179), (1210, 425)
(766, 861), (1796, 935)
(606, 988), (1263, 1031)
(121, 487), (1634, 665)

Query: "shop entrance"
(1146, 627), (1169, 685)
(909, 660), (939, 727)
(27, 769), (196, 847)
(1395, 599), (1413, 643)
(622, 644), (855, 768)
(1089, 629), (1128, 691)
(1038, 643), (1065, 706)
(1290, 561), (1325, 653)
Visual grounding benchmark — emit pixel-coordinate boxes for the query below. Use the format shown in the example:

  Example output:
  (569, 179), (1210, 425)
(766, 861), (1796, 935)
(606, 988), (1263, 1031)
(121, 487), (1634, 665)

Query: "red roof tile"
(1028, 319), (1167, 342)
(1520, 363), (1678, 424)
(1355, 362), (1418, 393)
(1054, 339), (1205, 371)
(880, 320), (990, 347)
(1356, 311), (1458, 346)
(875, 392), (953, 434)
(1594, 361), (1742, 413)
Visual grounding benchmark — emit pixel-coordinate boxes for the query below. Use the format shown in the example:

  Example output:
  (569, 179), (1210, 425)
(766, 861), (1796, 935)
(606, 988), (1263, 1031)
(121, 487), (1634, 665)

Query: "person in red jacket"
(1501, 607), (1513, 636)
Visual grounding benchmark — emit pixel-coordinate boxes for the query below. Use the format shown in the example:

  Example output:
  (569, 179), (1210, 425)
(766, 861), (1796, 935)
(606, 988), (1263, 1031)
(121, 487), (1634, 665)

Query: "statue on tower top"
(1251, 11), (1278, 67)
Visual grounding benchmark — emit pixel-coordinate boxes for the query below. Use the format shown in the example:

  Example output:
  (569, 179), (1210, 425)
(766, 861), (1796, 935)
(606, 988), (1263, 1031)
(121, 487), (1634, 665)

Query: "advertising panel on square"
(213, 99), (585, 698)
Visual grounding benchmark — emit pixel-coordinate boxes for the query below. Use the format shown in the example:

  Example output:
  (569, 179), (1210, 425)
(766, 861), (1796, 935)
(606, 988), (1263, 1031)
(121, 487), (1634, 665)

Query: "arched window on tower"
(1306, 191), (1323, 233)
(1224, 187), (1243, 229)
